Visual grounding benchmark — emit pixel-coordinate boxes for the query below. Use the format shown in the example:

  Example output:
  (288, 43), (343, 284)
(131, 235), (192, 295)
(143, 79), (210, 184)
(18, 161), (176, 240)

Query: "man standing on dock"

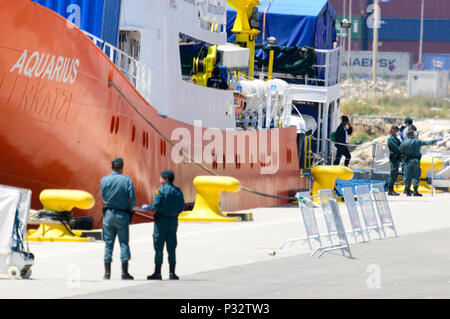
(142, 170), (185, 280)
(387, 126), (402, 196)
(333, 115), (353, 167)
(100, 158), (136, 280)
(399, 130), (442, 197)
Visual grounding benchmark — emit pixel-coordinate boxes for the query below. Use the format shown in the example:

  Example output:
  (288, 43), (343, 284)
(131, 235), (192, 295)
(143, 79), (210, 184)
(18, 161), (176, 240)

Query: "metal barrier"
(370, 185), (398, 238)
(279, 192), (322, 251)
(318, 189), (337, 244)
(342, 187), (367, 243)
(278, 184), (399, 257)
(311, 198), (353, 259)
(355, 185), (383, 240)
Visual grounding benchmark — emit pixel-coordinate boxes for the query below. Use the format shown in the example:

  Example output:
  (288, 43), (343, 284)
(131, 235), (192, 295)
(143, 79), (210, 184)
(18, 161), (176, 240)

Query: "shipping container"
(328, 0), (450, 19)
(328, 0), (368, 18)
(336, 16), (363, 39)
(378, 0), (450, 19)
(341, 50), (412, 77)
(368, 18), (450, 42)
(368, 41), (450, 63)
(424, 54), (450, 71)
(31, 0), (122, 46)
(342, 39), (450, 63)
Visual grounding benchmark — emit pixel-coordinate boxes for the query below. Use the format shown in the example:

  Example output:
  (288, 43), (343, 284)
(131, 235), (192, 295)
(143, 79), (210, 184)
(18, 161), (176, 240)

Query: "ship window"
(235, 154), (241, 170)
(160, 139), (167, 156)
(110, 116), (115, 133)
(131, 126), (136, 142)
(287, 149), (292, 164)
(118, 31), (141, 61)
(142, 131), (146, 147)
(145, 132), (149, 149)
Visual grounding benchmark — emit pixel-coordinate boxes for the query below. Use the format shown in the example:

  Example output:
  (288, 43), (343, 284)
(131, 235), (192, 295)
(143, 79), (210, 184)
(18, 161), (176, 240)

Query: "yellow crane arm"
(228, 0), (260, 33)
(227, 0), (261, 79)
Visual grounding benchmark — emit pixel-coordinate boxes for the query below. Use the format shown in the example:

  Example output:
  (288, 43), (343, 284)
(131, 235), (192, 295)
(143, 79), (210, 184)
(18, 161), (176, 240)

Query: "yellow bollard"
(39, 189), (95, 211)
(27, 190), (95, 242)
(310, 165), (354, 197)
(395, 156), (444, 193)
(179, 176), (248, 222)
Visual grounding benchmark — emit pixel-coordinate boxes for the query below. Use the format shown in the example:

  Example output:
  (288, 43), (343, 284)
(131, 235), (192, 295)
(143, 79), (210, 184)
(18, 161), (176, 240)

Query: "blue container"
(424, 54), (450, 71)
(32, 0), (122, 46)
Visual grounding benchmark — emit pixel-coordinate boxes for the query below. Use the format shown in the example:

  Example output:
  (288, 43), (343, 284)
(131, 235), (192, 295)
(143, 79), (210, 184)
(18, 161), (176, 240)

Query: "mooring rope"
(108, 80), (298, 201)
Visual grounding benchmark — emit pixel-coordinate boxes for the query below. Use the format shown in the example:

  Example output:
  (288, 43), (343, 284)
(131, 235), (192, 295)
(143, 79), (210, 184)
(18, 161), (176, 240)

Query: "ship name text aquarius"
(10, 50), (80, 85)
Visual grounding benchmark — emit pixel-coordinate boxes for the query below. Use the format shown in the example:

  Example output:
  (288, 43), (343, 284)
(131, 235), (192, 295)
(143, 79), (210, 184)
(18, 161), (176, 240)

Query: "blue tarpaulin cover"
(32, 0), (122, 46)
(227, 0), (337, 53)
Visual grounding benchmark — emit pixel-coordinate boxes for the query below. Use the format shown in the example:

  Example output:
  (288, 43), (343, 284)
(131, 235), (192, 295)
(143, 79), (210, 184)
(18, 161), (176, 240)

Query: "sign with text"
(341, 51), (412, 77)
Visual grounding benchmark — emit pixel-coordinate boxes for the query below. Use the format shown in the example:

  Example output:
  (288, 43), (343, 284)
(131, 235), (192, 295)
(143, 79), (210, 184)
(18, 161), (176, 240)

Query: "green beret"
(405, 117), (413, 124)
(161, 170), (174, 179)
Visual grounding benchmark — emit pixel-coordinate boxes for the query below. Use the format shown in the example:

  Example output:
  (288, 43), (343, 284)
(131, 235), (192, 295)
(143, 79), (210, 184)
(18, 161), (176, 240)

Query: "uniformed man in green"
(400, 117), (414, 188)
(100, 158), (136, 280)
(387, 125), (401, 196)
(143, 170), (185, 280)
(399, 130), (442, 196)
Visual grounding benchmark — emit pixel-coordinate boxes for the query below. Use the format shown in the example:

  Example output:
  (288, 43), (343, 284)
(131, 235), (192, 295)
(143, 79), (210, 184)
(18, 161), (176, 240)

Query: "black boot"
(413, 188), (423, 197)
(406, 189), (413, 196)
(147, 264), (162, 280)
(103, 262), (111, 280)
(121, 261), (134, 280)
(169, 263), (179, 280)
(387, 186), (400, 196)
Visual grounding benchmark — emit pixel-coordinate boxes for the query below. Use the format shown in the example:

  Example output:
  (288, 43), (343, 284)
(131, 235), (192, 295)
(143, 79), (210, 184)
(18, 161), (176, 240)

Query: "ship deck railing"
(82, 31), (152, 103)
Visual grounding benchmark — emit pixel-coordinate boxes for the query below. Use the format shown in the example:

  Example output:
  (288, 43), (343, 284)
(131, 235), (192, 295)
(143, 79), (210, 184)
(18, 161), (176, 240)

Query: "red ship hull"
(0, 0), (308, 228)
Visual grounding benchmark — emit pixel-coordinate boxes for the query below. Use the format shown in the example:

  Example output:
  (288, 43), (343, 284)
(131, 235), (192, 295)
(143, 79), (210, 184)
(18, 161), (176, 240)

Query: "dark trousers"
(405, 159), (421, 191)
(153, 219), (178, 265)
(388, 160), (400, 189)
(333, 145), (351, 167)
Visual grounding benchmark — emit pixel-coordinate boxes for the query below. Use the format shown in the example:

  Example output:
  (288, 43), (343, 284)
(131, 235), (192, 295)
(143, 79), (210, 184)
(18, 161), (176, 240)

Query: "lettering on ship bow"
(0, 50), (76, 123)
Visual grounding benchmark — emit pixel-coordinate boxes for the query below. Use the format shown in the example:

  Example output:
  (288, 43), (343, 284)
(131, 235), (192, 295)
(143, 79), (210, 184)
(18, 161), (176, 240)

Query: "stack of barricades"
(278, 184), (397, 258)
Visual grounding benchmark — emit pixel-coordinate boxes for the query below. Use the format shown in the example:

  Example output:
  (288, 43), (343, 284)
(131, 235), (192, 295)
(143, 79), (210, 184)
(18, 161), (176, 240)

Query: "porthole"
(110, 116), (115, 133)
(131, 126), (136, 142)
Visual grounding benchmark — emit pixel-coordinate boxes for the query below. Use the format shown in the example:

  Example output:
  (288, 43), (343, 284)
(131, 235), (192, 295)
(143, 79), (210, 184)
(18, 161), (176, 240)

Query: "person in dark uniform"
(333, 115), (353, 167)
(387, 125), (402, 196)
(399, 130), (442, 196)
(142, 170), (185, 280)
(207, 66), (229, 90)
(100, 158), (136, 280)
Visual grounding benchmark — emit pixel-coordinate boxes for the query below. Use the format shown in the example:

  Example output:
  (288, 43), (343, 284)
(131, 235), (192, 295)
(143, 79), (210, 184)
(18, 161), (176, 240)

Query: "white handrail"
(82, 31), (153, 103)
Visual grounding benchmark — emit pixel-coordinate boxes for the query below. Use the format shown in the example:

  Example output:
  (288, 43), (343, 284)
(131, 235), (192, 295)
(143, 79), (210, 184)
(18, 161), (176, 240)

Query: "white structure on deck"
(84, 0), (341, 156)
(118, 0), (236, 130)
